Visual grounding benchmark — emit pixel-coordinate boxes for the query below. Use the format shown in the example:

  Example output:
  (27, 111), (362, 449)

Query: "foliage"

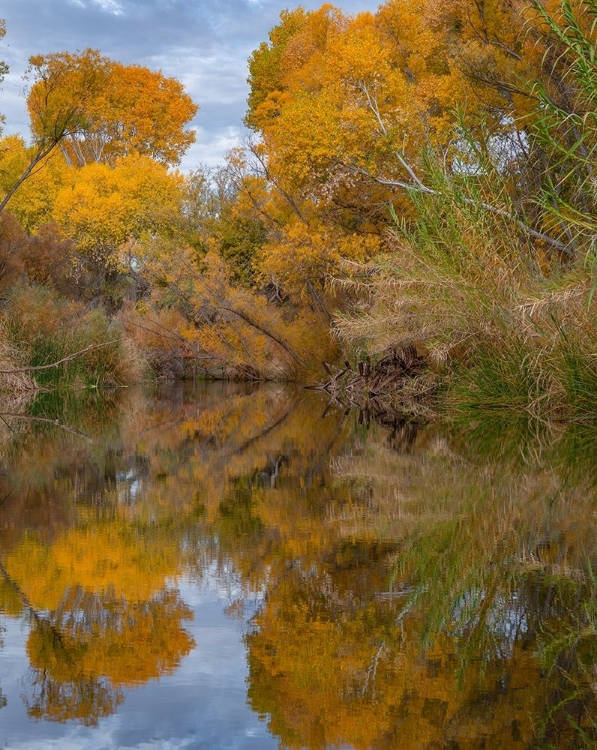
(140, 246), (338, 380)
(0, 43), (196, 221)
(2, 284), (142, 388)
(527, 0), (597, 247)
(330, 0), (597, 419)
(52, 155), (183, 271)
(1, 0), (597, 395)
(26, 49), (198, 167)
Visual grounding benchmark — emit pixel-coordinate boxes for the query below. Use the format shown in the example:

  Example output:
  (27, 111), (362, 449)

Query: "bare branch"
(0, 340), (118, 374)
(352, 166), (571, 254)
(359, 82), (429, 191)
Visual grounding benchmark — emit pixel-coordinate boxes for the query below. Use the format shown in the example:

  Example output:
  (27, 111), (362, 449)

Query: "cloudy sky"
(0, 0), (380, 170)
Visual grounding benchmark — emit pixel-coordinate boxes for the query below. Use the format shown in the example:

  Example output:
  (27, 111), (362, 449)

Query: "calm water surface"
(0, 383), (595, 749)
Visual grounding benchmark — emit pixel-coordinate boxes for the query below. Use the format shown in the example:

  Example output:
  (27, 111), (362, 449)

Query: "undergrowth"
(2, 284), (143, 389)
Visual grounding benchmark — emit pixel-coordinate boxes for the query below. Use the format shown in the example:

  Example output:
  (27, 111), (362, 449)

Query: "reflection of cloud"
(0, 571), (276, 748)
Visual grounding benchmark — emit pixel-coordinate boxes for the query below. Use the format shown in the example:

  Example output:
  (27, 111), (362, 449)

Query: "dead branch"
(0, 340), (118, 374)
(176, 257), (306, 368)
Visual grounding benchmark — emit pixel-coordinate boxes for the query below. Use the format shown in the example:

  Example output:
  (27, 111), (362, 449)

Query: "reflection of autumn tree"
(25, 588), (193, 724)
(0, 385), (346, 726)
(0, 517), (194, 724)
(1, 386), (595, 743)
(245, 548), (594, 748)
(27, 656), (122, 726)
(0, 385), (329, 557)
(241, 428), (597, 749)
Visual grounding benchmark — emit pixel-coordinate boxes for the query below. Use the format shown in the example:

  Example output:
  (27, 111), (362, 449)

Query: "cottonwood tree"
(0, 47), (198, 214)
(244, 0), (589, 283)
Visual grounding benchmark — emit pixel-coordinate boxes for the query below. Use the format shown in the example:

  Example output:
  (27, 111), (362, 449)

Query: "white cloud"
(93, 0), (125, 15)
(67, 0), (125, 15)
(184, 125), (245, 169)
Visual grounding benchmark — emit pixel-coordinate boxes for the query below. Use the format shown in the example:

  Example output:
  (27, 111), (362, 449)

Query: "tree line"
(0, 0), (595, 416)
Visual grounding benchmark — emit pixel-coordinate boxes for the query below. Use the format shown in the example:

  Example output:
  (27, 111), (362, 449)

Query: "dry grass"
(1, 284), (144, 389)
(333, 157), (597, 421)
(0, 332), (39, 451)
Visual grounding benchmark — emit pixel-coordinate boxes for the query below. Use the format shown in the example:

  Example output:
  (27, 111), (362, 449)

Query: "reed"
(334, 0), (597, 422)
(334, 151), (597, 421)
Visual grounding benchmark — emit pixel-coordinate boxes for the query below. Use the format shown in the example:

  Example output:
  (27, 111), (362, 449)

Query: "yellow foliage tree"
(52, 154), (183, 272)
(0, 47), (197, 215)
(243, 0), (591, 305)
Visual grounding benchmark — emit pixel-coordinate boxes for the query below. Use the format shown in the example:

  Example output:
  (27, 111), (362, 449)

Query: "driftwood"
(307, 346), (432, 428)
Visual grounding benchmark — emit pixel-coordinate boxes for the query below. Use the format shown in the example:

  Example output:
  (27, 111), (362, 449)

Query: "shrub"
(2, 284), (144, 388)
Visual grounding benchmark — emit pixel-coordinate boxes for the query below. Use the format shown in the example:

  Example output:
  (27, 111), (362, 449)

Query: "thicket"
(0, 0), (595, 421)
(332, 1), (597, 421)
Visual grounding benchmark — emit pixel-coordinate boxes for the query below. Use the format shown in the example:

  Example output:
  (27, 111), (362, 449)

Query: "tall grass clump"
(335, 155), (597, 420)
(335, 0), (597, 422)
(1, 284), (144, 389)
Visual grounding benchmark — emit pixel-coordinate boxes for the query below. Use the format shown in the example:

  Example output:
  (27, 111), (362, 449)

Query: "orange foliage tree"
(242, 0), (591, 305)
(0, 47), (197, 215)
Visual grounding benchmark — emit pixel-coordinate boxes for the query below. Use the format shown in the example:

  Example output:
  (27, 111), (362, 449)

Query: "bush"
(334, 152), (597, 421)
(2, 284), (144, 388)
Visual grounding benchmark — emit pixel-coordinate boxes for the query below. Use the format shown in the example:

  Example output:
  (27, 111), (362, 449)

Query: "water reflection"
(0, 383), (595, 748)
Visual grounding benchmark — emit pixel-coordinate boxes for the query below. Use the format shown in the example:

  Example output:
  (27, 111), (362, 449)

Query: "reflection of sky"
(0, 572), (276, 749)
(116, 471), (143, 504)
(453, 589), (529, 659)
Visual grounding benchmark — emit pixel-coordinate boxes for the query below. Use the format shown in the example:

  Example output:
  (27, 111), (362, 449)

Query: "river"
(0, 382), (595, 749)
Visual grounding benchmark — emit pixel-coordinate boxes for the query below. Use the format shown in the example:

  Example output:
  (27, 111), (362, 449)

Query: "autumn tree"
(51, 154), (183, 299)
(243, 0), (592, 301)
(0, 48), (197, 215)
(0, 49), (107, 214)
(0, 134), (71, 231)
(42, 56), (199, 167)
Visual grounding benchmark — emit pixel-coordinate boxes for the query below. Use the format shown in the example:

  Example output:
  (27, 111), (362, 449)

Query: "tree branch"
(0, 340), (118, 374)
(176, 257), (306, 367)
(352, 166), (571, 254)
